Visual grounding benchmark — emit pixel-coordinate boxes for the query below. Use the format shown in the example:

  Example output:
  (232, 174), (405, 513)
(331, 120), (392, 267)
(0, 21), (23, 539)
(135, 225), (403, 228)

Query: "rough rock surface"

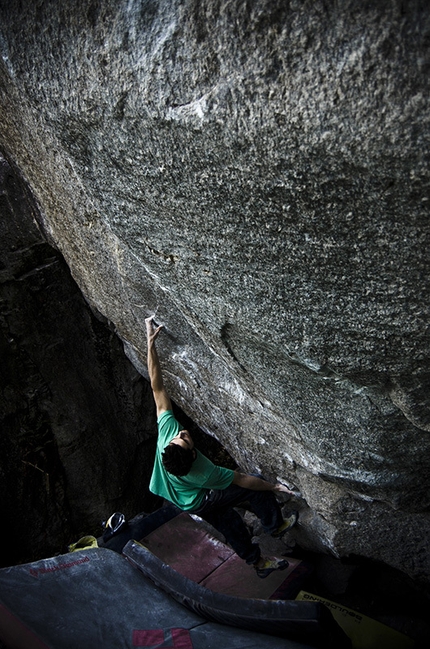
(0, 1), (429, 580)
(0, 154), (160, 565)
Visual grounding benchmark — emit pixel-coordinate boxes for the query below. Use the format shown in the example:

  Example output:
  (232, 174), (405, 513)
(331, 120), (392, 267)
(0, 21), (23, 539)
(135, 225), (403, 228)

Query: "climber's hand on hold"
(273, 483), (296, 495)
(145, 315), (163, 345)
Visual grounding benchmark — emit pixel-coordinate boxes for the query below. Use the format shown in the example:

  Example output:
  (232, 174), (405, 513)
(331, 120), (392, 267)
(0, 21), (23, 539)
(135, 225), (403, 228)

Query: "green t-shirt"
(149, 410), (234, 511)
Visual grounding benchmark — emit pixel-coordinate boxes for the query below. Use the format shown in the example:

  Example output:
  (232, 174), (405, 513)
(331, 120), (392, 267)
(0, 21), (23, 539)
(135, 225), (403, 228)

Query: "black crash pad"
(124, 540), (350, 648)
(0, 547), (317, 649)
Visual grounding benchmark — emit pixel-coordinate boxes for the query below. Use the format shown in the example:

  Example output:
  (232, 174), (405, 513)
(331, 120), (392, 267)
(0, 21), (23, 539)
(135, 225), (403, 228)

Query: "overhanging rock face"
(0, 1), (429, 580)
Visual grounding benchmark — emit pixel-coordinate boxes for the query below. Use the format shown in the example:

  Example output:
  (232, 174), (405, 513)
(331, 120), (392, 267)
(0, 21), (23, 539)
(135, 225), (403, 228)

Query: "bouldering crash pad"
(140, 512), (311, 600)
(124, 540), (351, 647)
(0, 547), (314, 649)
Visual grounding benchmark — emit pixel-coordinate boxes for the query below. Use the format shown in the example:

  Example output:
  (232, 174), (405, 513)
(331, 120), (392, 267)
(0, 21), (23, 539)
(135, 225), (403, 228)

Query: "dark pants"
(191, 482), (284, 565)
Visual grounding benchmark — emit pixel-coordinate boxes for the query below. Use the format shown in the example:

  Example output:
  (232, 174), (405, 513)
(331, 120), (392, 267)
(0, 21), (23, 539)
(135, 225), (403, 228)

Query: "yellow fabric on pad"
(296, 591), (414, 649)
(68, 536), (98, 552)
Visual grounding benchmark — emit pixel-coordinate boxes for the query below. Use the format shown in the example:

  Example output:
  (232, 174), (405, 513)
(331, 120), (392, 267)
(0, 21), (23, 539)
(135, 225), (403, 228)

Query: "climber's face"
(170, 430), (194, 450)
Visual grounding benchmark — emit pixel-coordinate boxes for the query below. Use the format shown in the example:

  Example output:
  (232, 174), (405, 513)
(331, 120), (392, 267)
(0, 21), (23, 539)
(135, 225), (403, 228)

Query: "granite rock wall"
(0, 0), (429, 580)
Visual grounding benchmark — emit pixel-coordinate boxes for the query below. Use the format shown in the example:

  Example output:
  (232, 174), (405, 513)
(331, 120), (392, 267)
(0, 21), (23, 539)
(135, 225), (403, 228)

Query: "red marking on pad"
(133, 628), (193, 648)
(133, 629), (164, 646)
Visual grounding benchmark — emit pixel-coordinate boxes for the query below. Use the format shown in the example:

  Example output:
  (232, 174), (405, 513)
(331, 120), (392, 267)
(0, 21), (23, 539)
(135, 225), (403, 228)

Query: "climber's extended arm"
(145, 316), (172, 416)
(232, 472), (295, 494)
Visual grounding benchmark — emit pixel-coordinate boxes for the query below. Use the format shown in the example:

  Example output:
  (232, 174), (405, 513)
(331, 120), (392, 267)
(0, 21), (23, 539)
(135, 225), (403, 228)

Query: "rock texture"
(0, 154), (160, 565)
(0, 0), (429, 580)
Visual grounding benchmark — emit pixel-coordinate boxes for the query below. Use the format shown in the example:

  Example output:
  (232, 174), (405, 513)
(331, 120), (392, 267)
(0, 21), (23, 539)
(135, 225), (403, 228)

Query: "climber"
(145, 315), (298, 578)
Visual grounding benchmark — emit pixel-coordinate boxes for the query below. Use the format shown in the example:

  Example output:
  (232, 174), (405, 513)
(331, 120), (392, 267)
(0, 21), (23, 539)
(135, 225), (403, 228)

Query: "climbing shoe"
(271, 511), (298, 538)
(254, 557), (289, 579)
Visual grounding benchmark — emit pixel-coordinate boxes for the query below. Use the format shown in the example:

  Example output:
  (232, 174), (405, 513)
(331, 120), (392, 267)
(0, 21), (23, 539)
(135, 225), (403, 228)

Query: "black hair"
(162, 444), (195, 476)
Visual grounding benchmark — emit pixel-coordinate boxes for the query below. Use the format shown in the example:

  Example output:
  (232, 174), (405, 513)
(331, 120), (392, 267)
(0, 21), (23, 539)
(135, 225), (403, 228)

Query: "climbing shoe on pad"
(254, 557), (289, 579)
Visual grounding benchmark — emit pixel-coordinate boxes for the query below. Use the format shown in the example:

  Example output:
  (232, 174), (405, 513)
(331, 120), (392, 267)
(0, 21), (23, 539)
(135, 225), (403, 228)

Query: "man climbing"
(146, 316), (298, 578)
